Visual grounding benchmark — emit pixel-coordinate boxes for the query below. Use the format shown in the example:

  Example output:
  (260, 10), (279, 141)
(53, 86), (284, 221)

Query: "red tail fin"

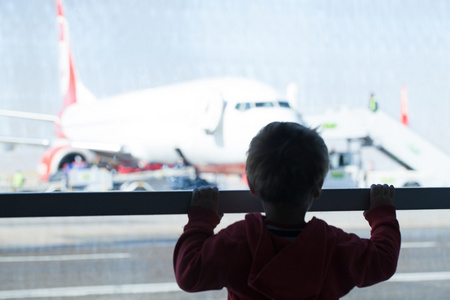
(400, 86), (409, 126)
(56, 0), (77, 137)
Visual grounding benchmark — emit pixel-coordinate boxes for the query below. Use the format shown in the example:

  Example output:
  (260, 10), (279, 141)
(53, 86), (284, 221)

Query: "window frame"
(1, 188), (449, 218)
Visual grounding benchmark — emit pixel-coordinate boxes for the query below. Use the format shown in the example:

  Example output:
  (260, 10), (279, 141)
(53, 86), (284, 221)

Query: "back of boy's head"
(246, 122), (329, 205)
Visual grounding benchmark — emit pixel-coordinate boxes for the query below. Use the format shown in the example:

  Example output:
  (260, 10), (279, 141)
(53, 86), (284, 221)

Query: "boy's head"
(246, 122), (329, 207)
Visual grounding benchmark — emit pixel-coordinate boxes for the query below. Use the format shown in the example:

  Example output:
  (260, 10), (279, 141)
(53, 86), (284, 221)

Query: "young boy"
(173, 122), (401, 299)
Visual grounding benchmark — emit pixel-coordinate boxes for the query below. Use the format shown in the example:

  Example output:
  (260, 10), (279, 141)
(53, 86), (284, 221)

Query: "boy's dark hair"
(246, 122), (329, 205)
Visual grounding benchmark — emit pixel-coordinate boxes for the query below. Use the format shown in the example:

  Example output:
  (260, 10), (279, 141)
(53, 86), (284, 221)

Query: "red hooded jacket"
(174, 205), (400, 299)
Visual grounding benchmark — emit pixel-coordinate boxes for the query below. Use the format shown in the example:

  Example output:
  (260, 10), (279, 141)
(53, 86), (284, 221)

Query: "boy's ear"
(249, 184), (258, 196)
(313, 188), (320, 199)
(313, 179), (324, 199)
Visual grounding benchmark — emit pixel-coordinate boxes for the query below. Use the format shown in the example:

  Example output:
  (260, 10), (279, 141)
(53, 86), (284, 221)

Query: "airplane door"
(198, 93), (225, 134)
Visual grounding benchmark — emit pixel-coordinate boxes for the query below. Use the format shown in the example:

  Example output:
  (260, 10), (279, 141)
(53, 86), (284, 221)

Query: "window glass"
(1, 3), (449, 299)
(1, 0), (450, 193)
(1, 211), (449, 299)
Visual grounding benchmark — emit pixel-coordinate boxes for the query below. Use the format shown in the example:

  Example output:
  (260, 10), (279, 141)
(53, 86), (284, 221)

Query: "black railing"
(1, 188), (450, 218)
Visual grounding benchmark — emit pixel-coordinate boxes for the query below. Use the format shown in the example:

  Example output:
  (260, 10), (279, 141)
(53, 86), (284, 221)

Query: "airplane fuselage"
(60, 77), (302, 166)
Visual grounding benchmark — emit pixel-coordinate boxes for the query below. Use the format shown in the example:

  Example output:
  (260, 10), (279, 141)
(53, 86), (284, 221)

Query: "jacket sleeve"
(338, 205), (401, 288)
(173, 206), (226, 292)
(359, 204), (401, 285)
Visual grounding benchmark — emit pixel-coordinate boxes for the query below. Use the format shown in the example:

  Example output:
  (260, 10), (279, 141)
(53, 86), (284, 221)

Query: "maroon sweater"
(174, 205), (400, 300)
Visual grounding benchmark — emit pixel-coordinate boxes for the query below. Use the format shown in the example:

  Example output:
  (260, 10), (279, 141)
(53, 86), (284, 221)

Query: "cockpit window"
(255, 102), (274, 108)
(235, 102), (251, 111)
(235, 101), (290, 111)
(278, 101), (290, 108)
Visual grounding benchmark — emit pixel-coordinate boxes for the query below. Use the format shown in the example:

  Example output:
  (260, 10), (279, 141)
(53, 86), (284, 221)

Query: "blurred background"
(0, 0), (449, 185)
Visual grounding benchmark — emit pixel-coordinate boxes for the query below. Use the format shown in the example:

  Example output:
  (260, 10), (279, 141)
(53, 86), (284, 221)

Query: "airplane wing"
(0, 136), (51, 147)
(0, 134), (123, 153)
(0, 107), (132, 169)
(0, 109), (58, 122)
(68, 141), (123, 153)
(0, 109), (56, 148)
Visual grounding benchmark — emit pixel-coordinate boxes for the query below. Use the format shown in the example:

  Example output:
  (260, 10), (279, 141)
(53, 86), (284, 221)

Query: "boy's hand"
(191, 186), (220, 214)
(366, 184), (394, 215)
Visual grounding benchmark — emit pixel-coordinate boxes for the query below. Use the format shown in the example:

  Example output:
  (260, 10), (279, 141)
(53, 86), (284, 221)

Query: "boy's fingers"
(192, 188), (198, 197)
(382, 184), (389, 196)
(197, 186), (218, 198)
(191, 186), (219, 205)
(370, 184), (381, 196)
(371, 184), (392, 193)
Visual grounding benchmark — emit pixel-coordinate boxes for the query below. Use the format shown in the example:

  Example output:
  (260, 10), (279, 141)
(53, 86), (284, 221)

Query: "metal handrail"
(1, 188), (449, 218)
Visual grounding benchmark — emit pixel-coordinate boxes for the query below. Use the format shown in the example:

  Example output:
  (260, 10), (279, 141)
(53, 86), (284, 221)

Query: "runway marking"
(401, 241), (438, 248)
(0, 283), (180, 299)
(2, 272), (450, 299)
(0, 253), (130, 262)
(390, 271), (450, 282)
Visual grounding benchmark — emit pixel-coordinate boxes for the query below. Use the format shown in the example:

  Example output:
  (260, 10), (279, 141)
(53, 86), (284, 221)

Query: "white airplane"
(0, 0), (303, 181)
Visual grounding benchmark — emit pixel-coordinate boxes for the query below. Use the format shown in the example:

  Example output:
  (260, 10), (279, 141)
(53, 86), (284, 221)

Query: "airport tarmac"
(1, 210), (449, 248)
(1, 210), (450, 299)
